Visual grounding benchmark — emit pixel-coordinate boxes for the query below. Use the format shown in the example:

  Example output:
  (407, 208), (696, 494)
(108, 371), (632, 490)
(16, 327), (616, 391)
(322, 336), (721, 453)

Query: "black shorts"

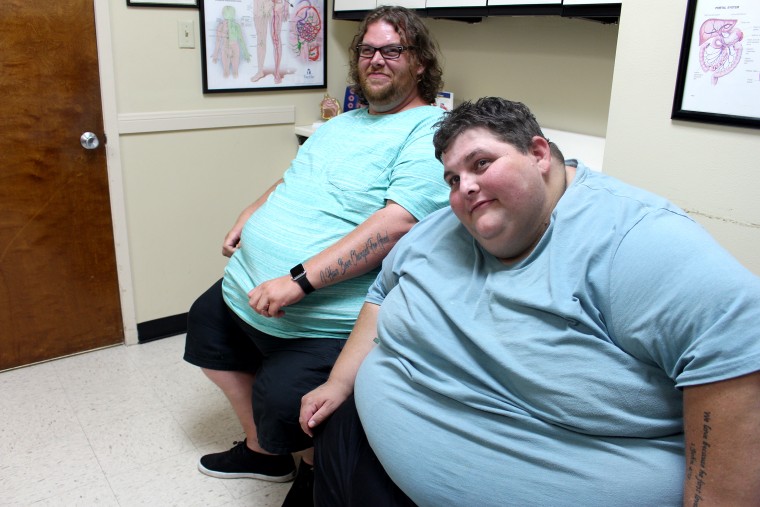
(314, 395), (417, 507)
(184, 279), (346, 454)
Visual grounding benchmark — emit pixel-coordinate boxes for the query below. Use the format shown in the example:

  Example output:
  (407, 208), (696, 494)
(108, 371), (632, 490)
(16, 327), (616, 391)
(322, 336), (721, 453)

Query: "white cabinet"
(489, 0), (560, 5)
(561, 0), (621, 20)
(334, 0), (621, 11)
(333, 0), (619, 20)
(378, 0), (426, 8)
(563, 0), (616, 4)
(334, 0), (376, 11)
(336, 0), (427, 10)
(426, 0), (487, 7)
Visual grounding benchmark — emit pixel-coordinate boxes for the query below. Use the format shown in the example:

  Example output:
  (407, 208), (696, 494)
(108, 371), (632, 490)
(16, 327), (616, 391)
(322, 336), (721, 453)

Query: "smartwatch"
(290, 263), (315, 295)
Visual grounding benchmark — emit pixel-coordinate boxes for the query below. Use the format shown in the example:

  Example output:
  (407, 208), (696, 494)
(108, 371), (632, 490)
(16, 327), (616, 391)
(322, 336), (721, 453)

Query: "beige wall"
(105, 0), (758, 331)
(605, 0), (760, 274)
(428, 15), (619, 137)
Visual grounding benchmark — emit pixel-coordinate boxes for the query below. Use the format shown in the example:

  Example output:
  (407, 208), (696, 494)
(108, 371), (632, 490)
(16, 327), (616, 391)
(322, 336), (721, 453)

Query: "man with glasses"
(183, 6), (447, 506)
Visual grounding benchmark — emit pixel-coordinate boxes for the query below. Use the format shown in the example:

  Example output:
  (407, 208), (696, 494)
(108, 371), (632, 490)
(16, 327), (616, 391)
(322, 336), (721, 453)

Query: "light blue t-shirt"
(355, 163), (760, 506)
(223, 106), (449, 339)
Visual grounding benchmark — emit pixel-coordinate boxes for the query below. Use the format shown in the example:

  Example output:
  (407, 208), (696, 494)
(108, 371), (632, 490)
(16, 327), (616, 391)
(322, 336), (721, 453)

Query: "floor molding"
(137, 313), (188, 343)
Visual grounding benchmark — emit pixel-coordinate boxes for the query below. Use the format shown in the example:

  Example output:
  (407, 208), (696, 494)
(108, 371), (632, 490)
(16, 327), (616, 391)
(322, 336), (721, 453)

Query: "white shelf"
(294, 122), (325, 139)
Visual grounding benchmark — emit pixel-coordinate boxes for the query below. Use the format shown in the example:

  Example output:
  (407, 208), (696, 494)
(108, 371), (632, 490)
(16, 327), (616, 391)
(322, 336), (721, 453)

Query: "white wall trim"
(95, 0), (139, 345)
(118, 106), (296, 134)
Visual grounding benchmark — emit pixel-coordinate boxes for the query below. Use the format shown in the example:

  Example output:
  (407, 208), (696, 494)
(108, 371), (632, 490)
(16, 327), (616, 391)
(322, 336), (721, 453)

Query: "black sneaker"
(281, 460), (314, 507)
(198, 440), (296, 482)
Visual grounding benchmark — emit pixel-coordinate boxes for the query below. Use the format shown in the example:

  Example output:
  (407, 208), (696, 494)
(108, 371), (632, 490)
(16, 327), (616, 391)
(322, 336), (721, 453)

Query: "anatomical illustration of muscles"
(698, 18), (743, 85)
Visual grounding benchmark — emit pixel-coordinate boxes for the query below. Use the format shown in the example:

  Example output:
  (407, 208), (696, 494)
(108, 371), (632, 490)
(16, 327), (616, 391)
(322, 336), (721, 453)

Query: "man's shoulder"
(398, 104), (445, 122)
(402, 206), (457, 242)
(381, 105), (445, 138)
(573, 165), (685, 217)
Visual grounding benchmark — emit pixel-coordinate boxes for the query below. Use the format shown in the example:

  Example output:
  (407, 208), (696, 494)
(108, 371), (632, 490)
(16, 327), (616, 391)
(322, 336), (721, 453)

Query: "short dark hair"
(433, 97), (563, 162)
(348, 6), (444, 105)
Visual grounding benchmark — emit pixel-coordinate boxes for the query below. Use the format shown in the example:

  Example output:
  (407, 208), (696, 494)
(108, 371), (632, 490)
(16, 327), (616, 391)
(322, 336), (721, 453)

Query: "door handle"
(80, 132), (100, 150)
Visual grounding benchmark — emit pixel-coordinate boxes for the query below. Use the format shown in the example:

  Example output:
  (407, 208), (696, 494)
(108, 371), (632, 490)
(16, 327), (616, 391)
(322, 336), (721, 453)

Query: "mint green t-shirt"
(222, 106), (449, 338)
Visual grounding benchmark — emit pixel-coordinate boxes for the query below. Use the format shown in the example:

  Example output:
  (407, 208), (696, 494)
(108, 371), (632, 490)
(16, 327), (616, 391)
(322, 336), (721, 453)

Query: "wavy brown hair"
(348, 6), (443, 105)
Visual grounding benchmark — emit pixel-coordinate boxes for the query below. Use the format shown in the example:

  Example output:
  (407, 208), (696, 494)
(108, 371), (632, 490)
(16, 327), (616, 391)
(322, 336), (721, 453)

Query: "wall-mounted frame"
(126, 0), (198, 7)
(199, 0), (327, 93)
(672, 0), (760, 129)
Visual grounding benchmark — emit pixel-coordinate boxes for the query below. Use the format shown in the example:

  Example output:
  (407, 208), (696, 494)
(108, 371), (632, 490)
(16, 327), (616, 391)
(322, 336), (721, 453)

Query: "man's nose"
(370, 51), (386, 66)
(459, 173), (479, 195)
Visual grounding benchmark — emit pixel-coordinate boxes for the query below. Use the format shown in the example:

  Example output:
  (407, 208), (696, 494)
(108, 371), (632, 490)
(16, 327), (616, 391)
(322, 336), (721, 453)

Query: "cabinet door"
(426, 0), (487, 7)
(563, 0), (618, 4)
(489, 0), (560, 4)
(334, 0), (376, 11)
(378, 0), (426, 7)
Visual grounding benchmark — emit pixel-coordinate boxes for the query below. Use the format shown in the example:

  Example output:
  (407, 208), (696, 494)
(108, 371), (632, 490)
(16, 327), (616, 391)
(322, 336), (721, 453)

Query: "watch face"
(290, 264), (305, 278)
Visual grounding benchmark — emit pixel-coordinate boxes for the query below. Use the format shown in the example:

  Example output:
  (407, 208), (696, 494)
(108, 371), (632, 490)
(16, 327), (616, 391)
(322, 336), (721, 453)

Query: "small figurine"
(320, 93), (341, 120)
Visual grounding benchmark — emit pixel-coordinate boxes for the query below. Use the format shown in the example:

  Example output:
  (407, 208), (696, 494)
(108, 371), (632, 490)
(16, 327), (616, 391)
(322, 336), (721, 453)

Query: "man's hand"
(221, 178), (284, 258)
(299, 380), (353, 437)
(247, 275), (305, 317)
(222, 226), (243, 257)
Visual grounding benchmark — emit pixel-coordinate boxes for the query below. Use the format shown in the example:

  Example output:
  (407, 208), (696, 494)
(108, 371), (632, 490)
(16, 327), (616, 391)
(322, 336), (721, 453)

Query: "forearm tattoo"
(319, 231), (392, 284)
(689, 411), (712, 507)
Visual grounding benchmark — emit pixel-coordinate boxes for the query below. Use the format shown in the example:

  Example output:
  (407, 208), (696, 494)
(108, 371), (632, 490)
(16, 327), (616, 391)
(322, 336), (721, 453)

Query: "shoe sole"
(197, 462), (296, 482)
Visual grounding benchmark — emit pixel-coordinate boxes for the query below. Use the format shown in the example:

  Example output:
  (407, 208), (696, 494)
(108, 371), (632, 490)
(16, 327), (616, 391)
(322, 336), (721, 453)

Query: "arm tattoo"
(319, 231), (392, 284)
(690, 411), (712, 507)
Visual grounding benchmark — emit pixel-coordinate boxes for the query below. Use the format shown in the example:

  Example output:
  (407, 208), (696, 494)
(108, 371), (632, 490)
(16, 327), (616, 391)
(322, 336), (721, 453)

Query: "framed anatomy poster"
(672, 0), (760, 129)
(200, 0), (326, 93)
(127, 0), (198, 7)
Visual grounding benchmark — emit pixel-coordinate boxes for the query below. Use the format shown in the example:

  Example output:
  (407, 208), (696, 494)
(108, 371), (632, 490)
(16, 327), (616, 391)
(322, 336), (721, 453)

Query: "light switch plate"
(178, 20), (194, 49)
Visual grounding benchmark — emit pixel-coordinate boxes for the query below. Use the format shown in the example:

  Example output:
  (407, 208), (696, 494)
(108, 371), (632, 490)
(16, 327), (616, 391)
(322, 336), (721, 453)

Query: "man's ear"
(530, 136), (552, 173)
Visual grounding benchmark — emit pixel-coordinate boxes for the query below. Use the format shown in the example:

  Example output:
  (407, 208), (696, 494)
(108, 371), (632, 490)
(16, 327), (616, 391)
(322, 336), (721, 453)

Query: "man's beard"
(359, 68), (416, 109)
(359, 76), (397, 105)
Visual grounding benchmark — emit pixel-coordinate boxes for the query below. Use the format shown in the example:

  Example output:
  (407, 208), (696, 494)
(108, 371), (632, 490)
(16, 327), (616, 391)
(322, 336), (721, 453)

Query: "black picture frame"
(671, 0), (760, 129)
(199, 0), (327, 93)
(127, 0), (198, 7)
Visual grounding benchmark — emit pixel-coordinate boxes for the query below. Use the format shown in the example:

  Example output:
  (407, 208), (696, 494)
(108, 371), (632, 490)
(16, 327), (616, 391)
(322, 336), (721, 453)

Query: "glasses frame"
(355, 44), (415, 61)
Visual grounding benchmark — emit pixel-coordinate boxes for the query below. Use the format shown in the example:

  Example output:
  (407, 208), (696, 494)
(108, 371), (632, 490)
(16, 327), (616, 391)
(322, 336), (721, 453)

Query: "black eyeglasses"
(356, 44), (414, 60)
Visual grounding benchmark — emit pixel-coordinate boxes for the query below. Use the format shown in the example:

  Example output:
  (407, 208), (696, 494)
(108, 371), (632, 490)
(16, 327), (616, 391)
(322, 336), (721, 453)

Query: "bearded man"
(183, 6), (448, 506)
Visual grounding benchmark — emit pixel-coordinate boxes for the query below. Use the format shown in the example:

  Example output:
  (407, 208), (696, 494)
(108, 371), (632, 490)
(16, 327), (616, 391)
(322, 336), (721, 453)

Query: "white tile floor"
(0, 334), (291, 506)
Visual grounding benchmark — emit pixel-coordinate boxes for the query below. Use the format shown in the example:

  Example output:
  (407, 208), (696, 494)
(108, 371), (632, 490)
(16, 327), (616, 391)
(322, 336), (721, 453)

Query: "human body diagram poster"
(674, 0), (760, 126)
(200, 0), (326, 92)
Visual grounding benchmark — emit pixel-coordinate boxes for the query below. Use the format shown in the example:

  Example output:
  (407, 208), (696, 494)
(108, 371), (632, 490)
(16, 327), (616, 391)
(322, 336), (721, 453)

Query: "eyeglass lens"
(357, 45), (405, 60)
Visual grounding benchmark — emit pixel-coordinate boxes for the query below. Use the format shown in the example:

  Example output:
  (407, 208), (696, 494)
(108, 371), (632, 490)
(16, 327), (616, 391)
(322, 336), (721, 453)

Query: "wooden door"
(0, 0), (124, 370)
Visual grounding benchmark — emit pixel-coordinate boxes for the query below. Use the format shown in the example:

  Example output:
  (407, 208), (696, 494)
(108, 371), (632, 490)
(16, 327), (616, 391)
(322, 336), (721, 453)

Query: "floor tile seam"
(4, 471), (113, 505)
(56, 346), (162, 496)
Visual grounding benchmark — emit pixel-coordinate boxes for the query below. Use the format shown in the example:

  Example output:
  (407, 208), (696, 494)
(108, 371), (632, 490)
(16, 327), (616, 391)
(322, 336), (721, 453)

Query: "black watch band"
(290, 263), (315, 295)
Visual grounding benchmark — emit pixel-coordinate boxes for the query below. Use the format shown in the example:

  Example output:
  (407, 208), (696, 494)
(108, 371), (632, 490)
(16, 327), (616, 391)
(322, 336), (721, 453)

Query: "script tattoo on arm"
(319, 231), (392, 284)
(690, 411), (712, 507)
